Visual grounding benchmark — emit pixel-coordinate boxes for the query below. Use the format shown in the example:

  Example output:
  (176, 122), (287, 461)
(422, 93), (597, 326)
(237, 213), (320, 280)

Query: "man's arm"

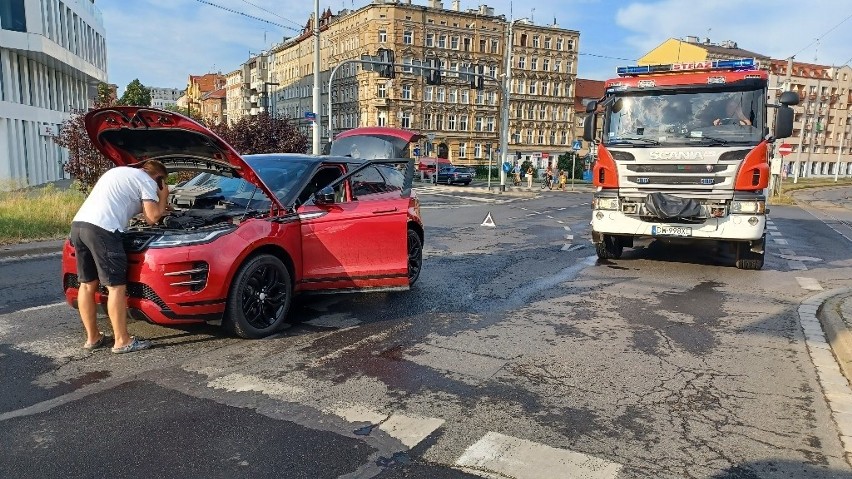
(141, 183), (170, 225)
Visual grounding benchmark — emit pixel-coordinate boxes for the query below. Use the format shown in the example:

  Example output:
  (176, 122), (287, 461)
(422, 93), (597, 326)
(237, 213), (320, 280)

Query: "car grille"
(63, 274), (170, 310)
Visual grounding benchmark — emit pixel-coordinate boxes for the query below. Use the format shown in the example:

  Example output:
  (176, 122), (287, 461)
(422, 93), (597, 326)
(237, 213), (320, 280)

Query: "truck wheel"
(595, 235), (623, 260)
(735, 242), (765, 270)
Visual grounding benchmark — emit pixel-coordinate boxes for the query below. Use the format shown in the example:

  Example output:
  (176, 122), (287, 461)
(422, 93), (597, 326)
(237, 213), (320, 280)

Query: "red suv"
(62, 108), (424, 338)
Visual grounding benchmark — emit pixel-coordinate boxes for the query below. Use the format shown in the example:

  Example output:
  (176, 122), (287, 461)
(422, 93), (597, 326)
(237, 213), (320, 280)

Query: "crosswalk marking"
(796, 277), (823, 291)
(456, 432), (622, 479)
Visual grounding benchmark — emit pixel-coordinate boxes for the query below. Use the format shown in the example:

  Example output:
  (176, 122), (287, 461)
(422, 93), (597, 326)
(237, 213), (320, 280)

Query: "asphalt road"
(1, 185), (852, 478)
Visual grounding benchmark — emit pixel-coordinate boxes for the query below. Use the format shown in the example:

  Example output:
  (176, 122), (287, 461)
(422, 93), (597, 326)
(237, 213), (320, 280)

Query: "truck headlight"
(149, 229), (233, 248)
(731, 200), (766, 214)
(593, 197), (619, 210)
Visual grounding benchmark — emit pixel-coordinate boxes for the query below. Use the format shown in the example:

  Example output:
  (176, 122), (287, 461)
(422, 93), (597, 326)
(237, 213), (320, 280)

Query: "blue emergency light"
(617, 58), (756, 76)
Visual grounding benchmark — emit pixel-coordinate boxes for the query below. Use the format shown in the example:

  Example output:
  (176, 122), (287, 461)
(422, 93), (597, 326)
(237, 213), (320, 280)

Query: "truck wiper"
(692, 135), (730, 146)
(608, 137), (661, 146)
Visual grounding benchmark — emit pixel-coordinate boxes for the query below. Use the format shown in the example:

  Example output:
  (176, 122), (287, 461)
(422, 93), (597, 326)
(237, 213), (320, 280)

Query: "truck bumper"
(591, 211), (766, 243)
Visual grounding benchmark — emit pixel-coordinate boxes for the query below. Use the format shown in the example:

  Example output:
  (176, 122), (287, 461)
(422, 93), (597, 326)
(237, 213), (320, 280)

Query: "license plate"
(652, 225), (692, 236)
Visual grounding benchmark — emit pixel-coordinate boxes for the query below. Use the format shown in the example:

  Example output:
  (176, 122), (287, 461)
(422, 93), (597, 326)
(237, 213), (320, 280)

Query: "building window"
(377, 83), (387, 98)
(519, 33), (527, 47)
(460, 90), (469, 104)
(518, 56), (526, 69)
(475, 143), (482, 158)
(449, 88), (457, 103)
(550, 131), (556, 145)
(533, 35), (540, 48)
(489, 65), (497, 77)
(554, 60), (562, 72)
(401, 111), (411, 128)
(491, 39), (499, 53)
(539, 106), (546, 120)
(476, 91), (484, 105)
(518, 78), (526, 93)
(403, 30), (413, 44)
(556, 38), (564, 50)
(459, 115), (468, 131)
(426, 33), (435, 47)
(378, 110), (388, 126)
(541, 82), (549, 96)
(463, 37), (471, 51)
(425, 86), (433, 102)
(403, 57), (413, 73)
(451, 36), (459, 49)
(448, 114), (457, 130)
(424, 112), (433, 129)
(402, 84), (412, 100)
(488, 92), (496, 106)
(459, 142), (467, 158)
(479, 39), (487, 52)
(487, 117), (495, 132)
(526, 129), (533, 144)
(0, 0), (27, 32)
(531, 58), (538, 71)
(538, 130), (544, 144)
(561, 131), (568, 144)
(543, 59), (550, 71)
(378, 30), (387, 43)
(439, 35), (447, 48)
(475, 116), (483, 131)
(437, 87), (445, 102)
(529, 82), (537, 95)
(567, 40), (575, 51)
(544, 37), (551, 49)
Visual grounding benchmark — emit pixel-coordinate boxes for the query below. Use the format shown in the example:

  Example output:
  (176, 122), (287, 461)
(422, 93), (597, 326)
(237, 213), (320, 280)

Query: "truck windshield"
(604, 88), (764, 147)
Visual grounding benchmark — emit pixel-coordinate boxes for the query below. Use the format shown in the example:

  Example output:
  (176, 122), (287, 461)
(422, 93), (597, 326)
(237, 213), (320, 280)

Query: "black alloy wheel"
(407, 229), (423, 286)
(225, 254), (292, 338)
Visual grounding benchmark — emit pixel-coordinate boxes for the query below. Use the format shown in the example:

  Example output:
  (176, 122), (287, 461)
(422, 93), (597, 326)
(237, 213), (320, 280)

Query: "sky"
(97, 0), (852, 93)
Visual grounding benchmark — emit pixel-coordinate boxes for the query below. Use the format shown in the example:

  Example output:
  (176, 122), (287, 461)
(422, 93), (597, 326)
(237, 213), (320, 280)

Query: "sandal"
(83, 332), (108, 350)
(111, 337), (152, 354)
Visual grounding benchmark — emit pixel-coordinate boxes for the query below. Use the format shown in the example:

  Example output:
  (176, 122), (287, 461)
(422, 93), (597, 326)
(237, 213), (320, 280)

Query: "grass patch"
(769, 177), (852, 205)
(0, 184), (85, 244)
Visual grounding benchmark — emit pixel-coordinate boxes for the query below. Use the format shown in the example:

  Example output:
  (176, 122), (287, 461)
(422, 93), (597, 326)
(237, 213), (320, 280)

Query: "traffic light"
(425, 58), (441, 85)
(377, 48), (395, 79)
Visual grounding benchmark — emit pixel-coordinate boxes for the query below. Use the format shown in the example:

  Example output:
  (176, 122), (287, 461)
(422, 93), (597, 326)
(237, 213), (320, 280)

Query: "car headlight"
(148, 229), (233, 248)
(731, 200), (765, 214)
(593, 197), (619, 210)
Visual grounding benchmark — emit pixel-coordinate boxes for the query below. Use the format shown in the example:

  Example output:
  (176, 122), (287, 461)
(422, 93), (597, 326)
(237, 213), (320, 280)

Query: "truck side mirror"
(583, 113), (596, 142)
(773, 105), (794, 139)
(585, 100), (597, 113)
(779, 91), (800, 106)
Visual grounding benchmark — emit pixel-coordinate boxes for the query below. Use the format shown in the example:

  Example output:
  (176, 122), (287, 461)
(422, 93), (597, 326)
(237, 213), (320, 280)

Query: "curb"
(799, 287), (852, 465)
(0, 239), (65, 260)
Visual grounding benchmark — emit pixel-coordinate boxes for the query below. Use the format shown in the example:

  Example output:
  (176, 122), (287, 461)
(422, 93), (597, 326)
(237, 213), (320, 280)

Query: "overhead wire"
(192, 0), (301, 33)
(237, 0), (306, 30)
(791, 11), (852, 59)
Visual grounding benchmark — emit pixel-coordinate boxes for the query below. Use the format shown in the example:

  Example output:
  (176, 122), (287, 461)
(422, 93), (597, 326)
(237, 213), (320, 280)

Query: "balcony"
(373, 98), (389, 106)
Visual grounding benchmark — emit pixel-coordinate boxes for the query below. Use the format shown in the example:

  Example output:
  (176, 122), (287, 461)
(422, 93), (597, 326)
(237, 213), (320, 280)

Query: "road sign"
(413, 147), (421, 156)
(305, 112), (317, 122)
(572, 140), (583, 151)
(426, 132), (436, 141)
(778, 143), (793, 157)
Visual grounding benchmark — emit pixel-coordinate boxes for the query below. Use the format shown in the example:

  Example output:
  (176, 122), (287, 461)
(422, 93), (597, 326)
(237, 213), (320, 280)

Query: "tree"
(53, 83), (116, 192)
(210, 112), (308, 154)
(557, 152), (585, 181)
(117, 79), (151, 106)
(163, 104), (202, 121)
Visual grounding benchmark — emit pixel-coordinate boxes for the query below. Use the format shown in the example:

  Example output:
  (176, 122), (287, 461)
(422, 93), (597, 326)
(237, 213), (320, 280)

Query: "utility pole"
(498, 19), (516, 192)
(312, 0), (321, 155)
(836, 113), (847, 181)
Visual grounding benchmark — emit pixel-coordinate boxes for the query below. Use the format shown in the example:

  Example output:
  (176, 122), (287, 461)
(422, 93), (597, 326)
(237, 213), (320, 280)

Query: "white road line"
(558, 207), (567, 211)
(456, 431), (622, 479)
(557, 220), (565, 224)
(546, 215), (554, 219)
(378, 414), (445, 448)
(767, 225), (778, 230)
(780, 248), (796, 255)
(565, 235), (574, 240)
(561, 244), (574, 251)
(16, 302), (66, 313)
(767, 231), (780, 236)
(773, 238), (789, 245)
(796, 277), (824, 291)
(563, 226), (572, 232)
(788, 260), (808, 271)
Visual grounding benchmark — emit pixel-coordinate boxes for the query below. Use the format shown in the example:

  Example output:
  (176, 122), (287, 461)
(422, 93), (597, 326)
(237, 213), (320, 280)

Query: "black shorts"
(70, 221), (128, 287)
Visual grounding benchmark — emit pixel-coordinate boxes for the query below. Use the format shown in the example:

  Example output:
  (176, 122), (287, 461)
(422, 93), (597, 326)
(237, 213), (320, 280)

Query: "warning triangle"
(481, 212), (496, 227)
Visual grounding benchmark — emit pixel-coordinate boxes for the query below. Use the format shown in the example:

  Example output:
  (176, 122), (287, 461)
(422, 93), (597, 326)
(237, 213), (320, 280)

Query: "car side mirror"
(774, 105), (794, 139)
(313, 186), (336, 205)
(779, 91), (800, 106)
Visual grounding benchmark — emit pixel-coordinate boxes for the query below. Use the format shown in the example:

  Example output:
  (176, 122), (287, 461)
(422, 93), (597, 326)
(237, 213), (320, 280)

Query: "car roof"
(243, 153), (369, 166)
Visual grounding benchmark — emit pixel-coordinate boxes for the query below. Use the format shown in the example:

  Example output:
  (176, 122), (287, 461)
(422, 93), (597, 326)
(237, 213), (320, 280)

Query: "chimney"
(451, 0), (460, 11)
(428, 0), (443, 9)
(703, 37), (711, 45)
(684, 35), (699, 43)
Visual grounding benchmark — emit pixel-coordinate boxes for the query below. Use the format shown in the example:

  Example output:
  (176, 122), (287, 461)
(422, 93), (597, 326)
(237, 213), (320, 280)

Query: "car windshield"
(604, 87), (765, 146)
(175, 156), (314, 209)
(330, 134), (412, 160)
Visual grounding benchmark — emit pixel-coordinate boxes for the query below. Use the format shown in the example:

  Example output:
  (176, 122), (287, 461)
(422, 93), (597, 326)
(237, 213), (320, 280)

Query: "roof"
(189, 73), (225, 93)
(334, 126), (423, 143)
(767, 59), (833, 79)
(574, 79), (605, 110)
(683, 40), (770, 61)
(201, 88), (226, 101)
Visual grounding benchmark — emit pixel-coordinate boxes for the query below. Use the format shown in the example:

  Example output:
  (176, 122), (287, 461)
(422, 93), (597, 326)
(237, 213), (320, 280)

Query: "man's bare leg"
(78, 281), (102, 345)
(105, 285), (131, 348)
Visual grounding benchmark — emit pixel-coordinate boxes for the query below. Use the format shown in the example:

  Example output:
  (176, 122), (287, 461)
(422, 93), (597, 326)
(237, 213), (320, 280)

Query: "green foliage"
(520, 159), (537, 179)
(0, 185), (85, 244)
(118, 79), (151, 106)
(53, 82), (116, 192)
(164, 104), (202, 121)
(557, 152), (585, 181)
(209, 112), (308, 154)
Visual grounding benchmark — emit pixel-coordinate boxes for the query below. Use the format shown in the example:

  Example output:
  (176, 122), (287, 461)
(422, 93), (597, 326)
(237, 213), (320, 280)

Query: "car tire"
(464, 181), (471, 186)
(224, 254), (292, 338)
(735, 242), (764, 270)
(446, 178), (453, 186)
(595, 234), (623, 260)
(407, 229), (423, 286)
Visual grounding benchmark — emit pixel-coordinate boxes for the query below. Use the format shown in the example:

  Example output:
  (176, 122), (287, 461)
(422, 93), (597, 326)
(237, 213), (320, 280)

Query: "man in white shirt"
(70, 160), (170, 353)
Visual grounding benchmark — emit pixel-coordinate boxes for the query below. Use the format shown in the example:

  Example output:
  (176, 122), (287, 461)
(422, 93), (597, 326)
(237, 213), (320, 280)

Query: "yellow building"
(639, 37), (769, 66)
(232, 1), (580, 165)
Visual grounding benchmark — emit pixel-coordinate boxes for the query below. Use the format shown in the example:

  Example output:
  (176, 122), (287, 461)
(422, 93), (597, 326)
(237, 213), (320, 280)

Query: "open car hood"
(84, 107), (283, 210)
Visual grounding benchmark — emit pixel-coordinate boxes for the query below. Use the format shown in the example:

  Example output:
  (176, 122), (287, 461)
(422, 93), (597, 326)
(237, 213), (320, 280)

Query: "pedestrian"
(559, 169), (568, 191)
(512, 162), (521, 186)
(70, 160), (170, 354)
(544, 164), (553, 190)
(526, 165), (534, 188)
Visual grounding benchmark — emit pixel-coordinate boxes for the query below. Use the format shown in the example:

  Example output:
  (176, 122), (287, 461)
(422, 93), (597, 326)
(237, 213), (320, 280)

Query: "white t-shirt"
(73, 167), (159, 232)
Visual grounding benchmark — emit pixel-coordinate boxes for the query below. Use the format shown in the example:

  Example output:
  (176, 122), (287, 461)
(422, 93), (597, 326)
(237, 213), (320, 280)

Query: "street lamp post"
(312, 0), (321, 154)
(498, 20), (518, 193)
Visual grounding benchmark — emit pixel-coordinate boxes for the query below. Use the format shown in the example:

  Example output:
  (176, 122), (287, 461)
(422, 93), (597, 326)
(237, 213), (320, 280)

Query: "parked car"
(417, 157), (453, 180)
(435, 166), (473, 185)
(62, 109), (424, 338)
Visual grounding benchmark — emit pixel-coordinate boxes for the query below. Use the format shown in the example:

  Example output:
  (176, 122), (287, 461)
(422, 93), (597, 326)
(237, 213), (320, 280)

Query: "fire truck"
(582, 58), (799, 269)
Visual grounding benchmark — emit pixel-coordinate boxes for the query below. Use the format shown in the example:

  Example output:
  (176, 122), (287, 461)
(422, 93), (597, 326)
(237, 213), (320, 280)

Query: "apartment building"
(232, 0), (580, 164)
(572, 78), (604, 158)
(1, 0), (108, 186)
(185, 73), (225, 119)
(149, 87), (183, 109)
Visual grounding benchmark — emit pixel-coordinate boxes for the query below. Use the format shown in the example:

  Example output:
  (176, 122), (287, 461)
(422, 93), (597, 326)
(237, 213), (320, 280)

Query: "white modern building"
(150, 87), (183, 109)
(0, 0), (107, 187)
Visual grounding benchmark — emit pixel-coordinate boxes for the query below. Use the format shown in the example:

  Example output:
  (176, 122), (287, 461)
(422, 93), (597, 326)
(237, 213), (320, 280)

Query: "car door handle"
(372, 207), (398, 214)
